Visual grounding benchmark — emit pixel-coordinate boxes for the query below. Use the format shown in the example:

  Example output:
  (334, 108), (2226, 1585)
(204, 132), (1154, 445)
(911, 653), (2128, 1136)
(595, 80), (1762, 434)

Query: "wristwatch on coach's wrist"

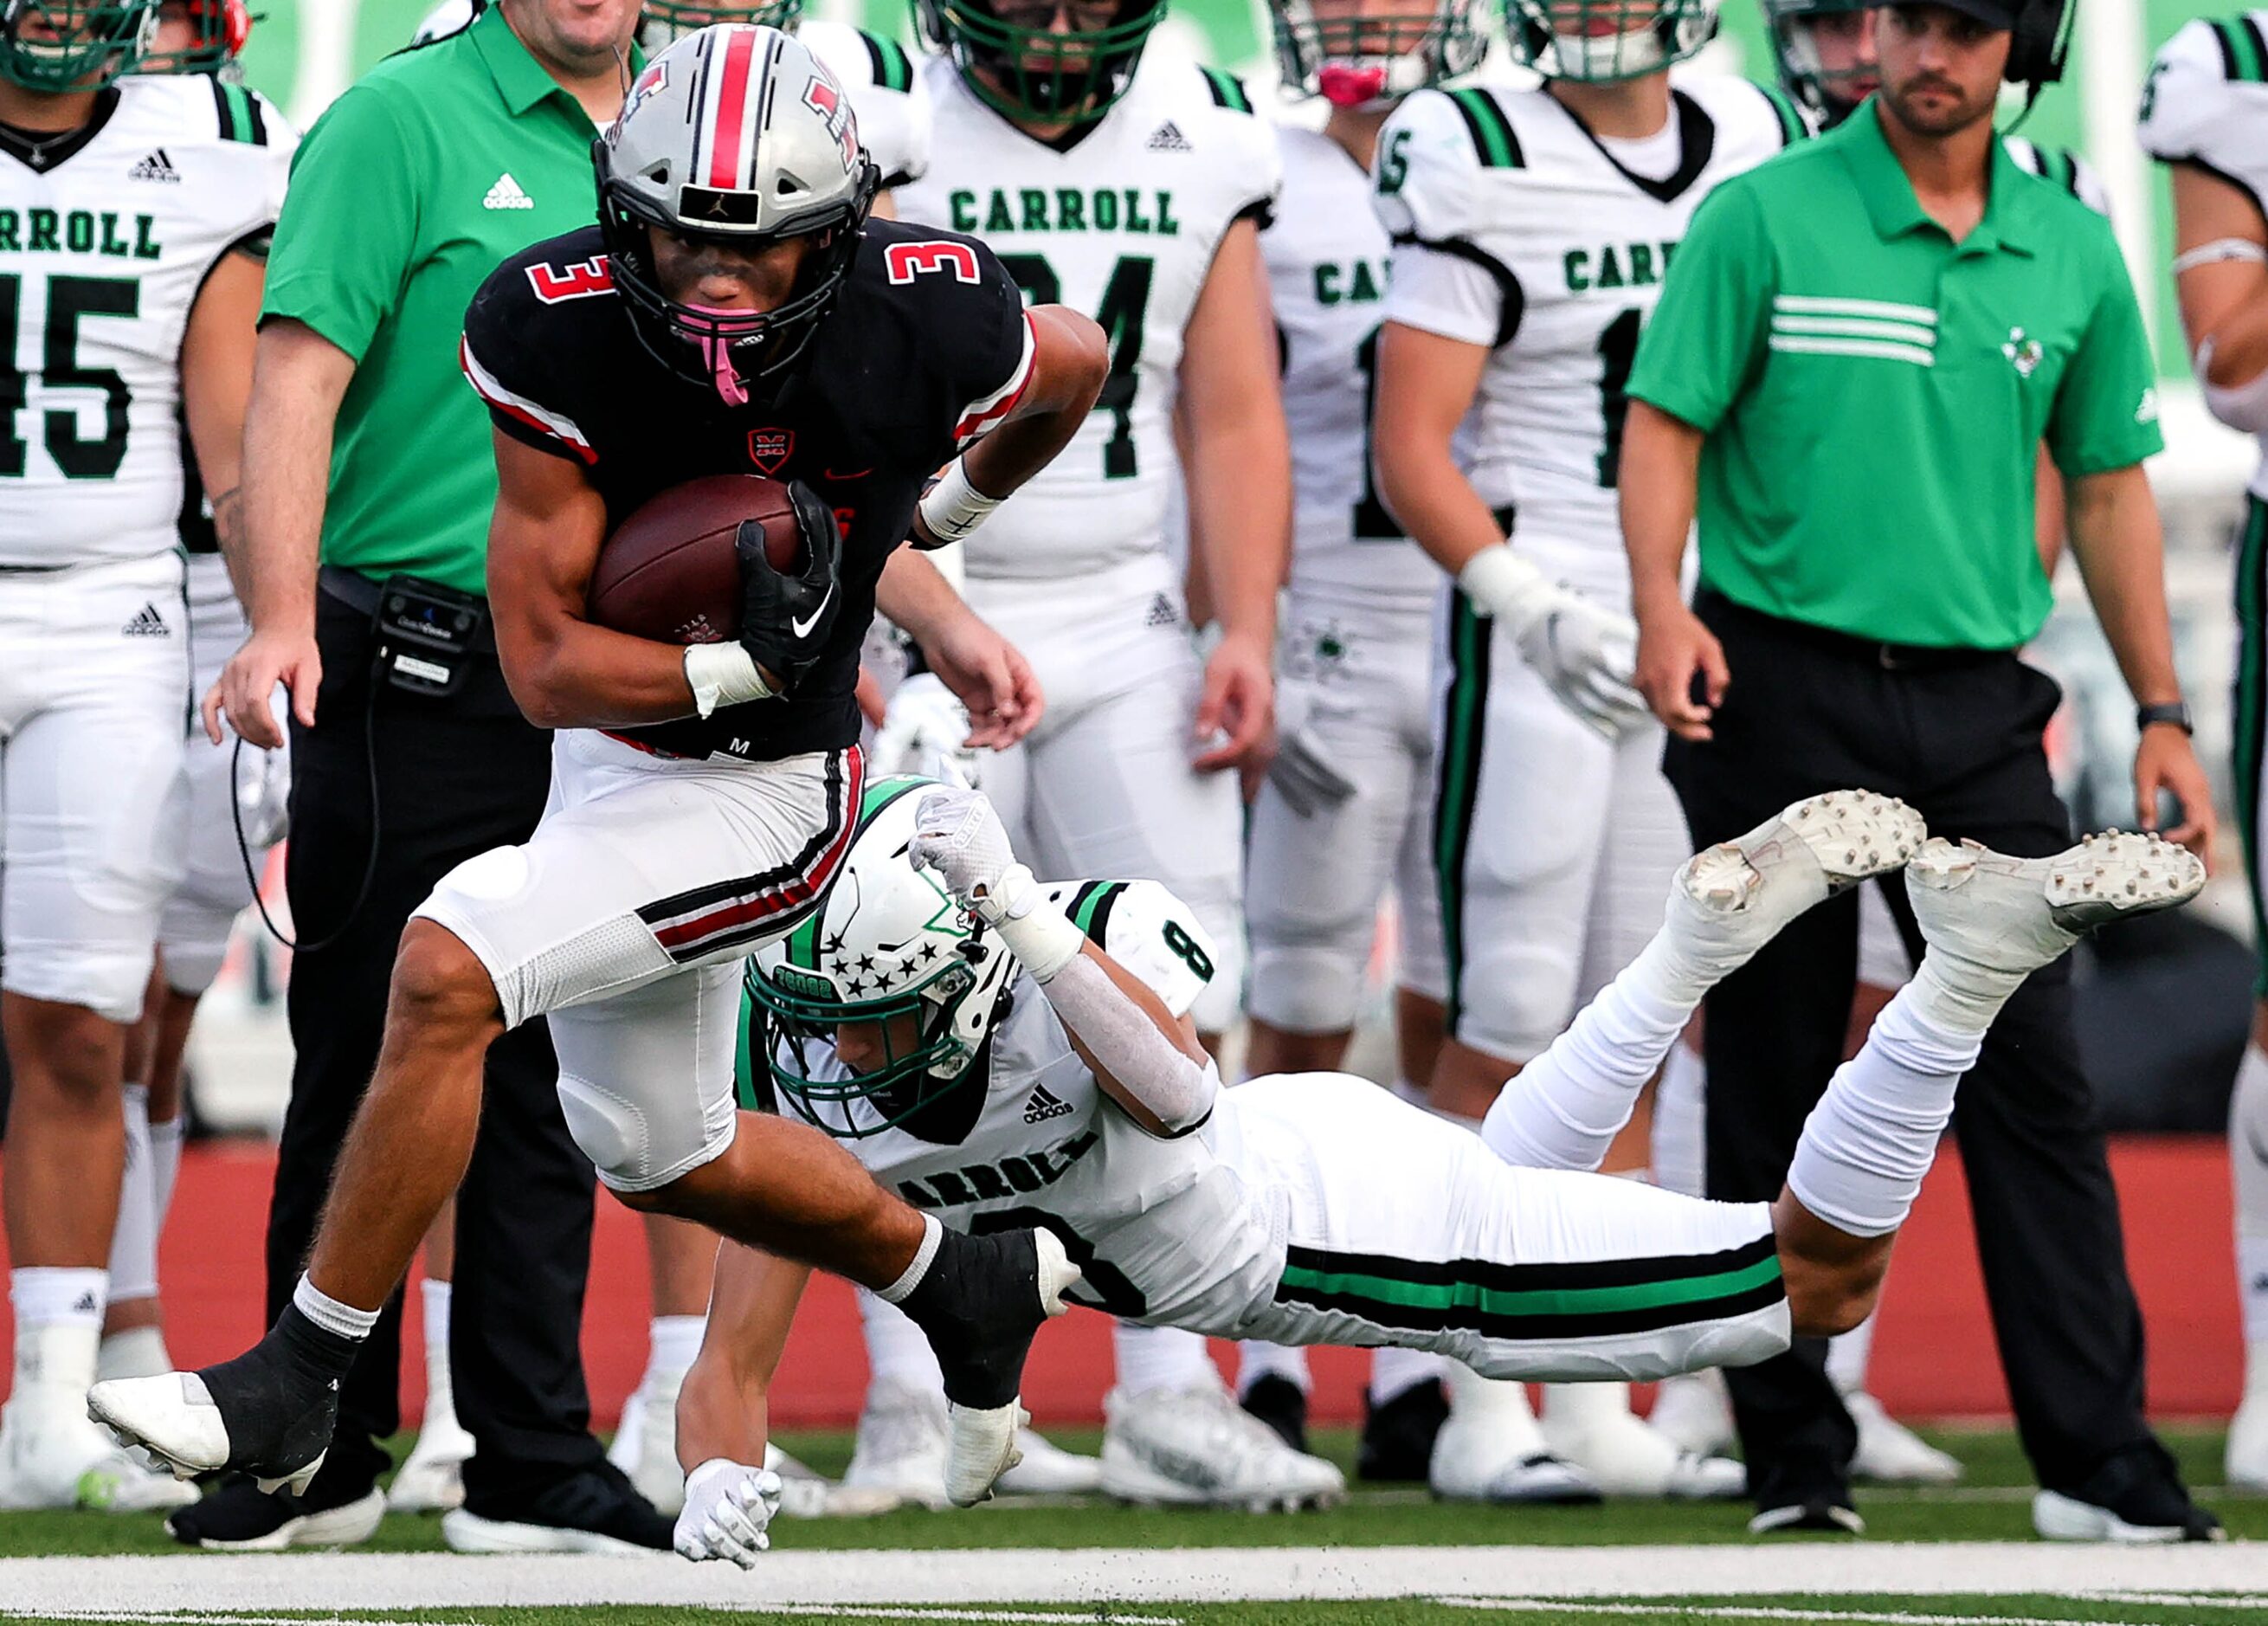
(2136, 700), (2194, 735)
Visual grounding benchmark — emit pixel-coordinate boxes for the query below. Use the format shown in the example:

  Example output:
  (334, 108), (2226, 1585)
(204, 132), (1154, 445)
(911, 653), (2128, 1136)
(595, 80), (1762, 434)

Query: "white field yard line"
(3, 1545), (2267, 1610)
(1440, 1601), (2179, 1626)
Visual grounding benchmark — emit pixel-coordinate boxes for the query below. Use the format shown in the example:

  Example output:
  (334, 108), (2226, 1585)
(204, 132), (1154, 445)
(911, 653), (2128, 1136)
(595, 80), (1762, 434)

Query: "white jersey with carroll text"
(764, 878), (1279, 1329)
(2140, 12), (2268, 497)
(0, 74), (292, 567)
(1375, 75), (1801, 599)
(1268, 123), (1433, 607)
(895, 55), (1282, 583)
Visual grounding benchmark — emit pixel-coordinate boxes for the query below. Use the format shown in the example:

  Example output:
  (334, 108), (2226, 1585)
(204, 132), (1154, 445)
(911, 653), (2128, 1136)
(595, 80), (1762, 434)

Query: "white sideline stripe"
(757, 1610), (1183, 1623)
(1443, 1601), (2129, 1626)
(4, 1545), (2268, 1610)
(1, 1616), (480, 1626)
(1774, 294), (1939, 325)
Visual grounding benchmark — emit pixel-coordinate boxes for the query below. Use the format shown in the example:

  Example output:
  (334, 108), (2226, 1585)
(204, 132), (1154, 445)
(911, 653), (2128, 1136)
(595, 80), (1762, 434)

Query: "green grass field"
(0, 1424), (2260, 1626)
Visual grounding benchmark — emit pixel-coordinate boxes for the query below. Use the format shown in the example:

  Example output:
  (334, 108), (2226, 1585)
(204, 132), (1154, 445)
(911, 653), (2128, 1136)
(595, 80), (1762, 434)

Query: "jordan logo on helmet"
(748, 429), (794, 474)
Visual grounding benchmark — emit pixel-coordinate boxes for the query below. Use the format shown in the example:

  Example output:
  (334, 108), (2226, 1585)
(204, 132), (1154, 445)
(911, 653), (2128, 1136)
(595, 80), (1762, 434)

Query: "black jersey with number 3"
(460, 216), (1036, 761)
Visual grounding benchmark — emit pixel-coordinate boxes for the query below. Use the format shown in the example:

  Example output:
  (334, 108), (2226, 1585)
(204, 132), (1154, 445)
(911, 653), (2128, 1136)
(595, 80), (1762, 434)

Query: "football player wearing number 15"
(1368, 0), (1805, 1500)
(0, 0), (288, 1511)
(90, 23), (1112, 1517)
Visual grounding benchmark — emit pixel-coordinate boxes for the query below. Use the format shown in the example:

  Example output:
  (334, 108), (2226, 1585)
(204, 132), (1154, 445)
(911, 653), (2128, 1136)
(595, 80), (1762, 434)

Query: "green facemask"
(916, 0), (1167, 126)
(1, 0), (157, 92)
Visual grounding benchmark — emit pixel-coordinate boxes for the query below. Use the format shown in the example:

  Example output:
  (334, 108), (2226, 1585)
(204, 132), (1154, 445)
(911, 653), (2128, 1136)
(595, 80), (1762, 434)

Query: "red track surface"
(0, 1136), (2243, 1428)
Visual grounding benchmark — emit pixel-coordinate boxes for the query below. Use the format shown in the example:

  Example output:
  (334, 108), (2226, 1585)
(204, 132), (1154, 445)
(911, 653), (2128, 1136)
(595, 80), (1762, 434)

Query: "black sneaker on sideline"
(1748, 1498), (1865, 1536)
(1357, 1377), (1448, 1482)
(442, 1459), (673, 1555)
(166, 1473), (385, 1552)
(1240, 1374), (1311, 1455)
(2034, 1442), (2225, 1543)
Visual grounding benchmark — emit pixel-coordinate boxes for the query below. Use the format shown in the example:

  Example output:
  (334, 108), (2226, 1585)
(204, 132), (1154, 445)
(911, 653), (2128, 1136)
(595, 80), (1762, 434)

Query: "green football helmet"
(913, 0), (1167, 126)
(1501, 0), (1717, 83)
(746, 776), (1020, 1139)
(1, 0), (158, 91)
(1760, 0), (1873, 119)
(1270, 0), (1486, 106)
(641, 0), (802, 48)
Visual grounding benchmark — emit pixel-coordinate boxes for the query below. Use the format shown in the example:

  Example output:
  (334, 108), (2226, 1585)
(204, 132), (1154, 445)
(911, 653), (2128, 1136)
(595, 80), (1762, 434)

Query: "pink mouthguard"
(1319, 64), (1389, 106)
(686, 303), (759, 407)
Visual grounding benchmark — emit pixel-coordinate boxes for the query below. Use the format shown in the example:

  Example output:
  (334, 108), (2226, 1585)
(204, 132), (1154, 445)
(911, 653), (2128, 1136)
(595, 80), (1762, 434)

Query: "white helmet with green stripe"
(1502, 0), (1719, 83)
(746, 774), (1016, 1138)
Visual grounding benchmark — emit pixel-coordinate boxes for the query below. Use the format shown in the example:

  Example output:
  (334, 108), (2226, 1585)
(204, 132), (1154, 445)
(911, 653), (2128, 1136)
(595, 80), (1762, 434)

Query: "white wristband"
(1455, 541), (1551, 635)
(975, 862), (1084, 981)
(917, 458), (1004, 545)
(2173, 236), (2268, 275)
(684, 642), (775, 719)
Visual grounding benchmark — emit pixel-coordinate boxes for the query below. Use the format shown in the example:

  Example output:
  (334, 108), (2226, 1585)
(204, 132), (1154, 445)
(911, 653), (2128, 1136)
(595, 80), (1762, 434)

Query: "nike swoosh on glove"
(736, 480), (843, 694)
(673, 1459), (783, 1569)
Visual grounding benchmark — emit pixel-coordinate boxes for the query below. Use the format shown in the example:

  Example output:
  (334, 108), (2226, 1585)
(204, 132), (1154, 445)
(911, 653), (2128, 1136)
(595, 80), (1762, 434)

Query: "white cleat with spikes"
(1904, 830), (2205, 975)
(1670, 790), (1928, 977)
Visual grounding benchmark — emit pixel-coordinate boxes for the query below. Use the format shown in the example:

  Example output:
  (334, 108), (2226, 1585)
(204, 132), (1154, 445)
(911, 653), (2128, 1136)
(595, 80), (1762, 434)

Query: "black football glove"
(736, 481), (842, 695)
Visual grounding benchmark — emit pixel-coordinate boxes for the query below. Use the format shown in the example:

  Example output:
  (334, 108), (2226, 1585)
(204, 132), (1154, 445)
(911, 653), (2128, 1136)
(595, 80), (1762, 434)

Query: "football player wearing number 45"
(1367, 0), (1807, 1500)
(91, 22), (1111, 1520)
(0, 0), (290, 1513)
(665, 781), (2201, 1566)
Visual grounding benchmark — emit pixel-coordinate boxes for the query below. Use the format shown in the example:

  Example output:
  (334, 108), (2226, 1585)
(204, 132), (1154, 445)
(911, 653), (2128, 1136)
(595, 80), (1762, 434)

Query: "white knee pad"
(557, 1070), (735, 1195)
(3, 945), (157, 1026)
(158, 895), (236, 997)
(1247, 941), (1367, 1036)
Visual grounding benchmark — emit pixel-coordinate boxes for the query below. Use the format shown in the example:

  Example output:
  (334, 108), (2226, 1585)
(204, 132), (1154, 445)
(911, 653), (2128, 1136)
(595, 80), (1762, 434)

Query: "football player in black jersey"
(93, 22), (1111, 1533)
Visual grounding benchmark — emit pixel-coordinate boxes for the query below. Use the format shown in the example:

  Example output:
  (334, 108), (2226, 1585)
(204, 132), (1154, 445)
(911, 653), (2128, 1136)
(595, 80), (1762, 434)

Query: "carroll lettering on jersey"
(946, 187), (1181, 238)
(894, 1128), (1101, 1209)
(527, 256), (614, 304)
(0, 208), (160, 260)
(1311, 258), (1387, 307)
(1563, 240), (1678, 293)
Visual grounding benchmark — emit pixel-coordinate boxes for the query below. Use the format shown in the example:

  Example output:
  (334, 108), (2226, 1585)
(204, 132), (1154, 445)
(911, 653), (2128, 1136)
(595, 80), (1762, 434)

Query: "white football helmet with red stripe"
(596, 23), (879, 398)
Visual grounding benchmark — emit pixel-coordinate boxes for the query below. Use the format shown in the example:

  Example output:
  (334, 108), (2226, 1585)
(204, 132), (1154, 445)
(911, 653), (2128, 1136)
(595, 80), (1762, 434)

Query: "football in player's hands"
(587, 474), (802, 644)
(735, 480), (842, 694)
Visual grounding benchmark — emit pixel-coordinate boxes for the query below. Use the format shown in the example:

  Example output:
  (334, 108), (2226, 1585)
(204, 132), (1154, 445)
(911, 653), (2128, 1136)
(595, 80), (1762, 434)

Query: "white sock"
(1112, 1322), (1214, 1396)
(1651, 1040), (1707, 1198)
(1237, 1340), (1311, 1396)
(1542, 1380), (1636, 1431)
(1785, 986), (1978, 1238)
(1369, 1345), (1448, 1406)
(1827, 1307), (1878, 1397)
(106, 1085), (160, 1303)
(1444, 1360), (1545, 1449)
(96, 1324), (172, 1384)
(12, 1269), (106, 1390)
(643, 1313), (706, 1381)
(1482, 959), (1687, 1174)
(293, 1273), (379, 1341)
(857, 1287), (943, 1390)
(149, 1109), (184, 1230)
(2233, 1044), (2268, 1352)
(420, 1278), (462, 1435)
(871, 1213), (944, 1304)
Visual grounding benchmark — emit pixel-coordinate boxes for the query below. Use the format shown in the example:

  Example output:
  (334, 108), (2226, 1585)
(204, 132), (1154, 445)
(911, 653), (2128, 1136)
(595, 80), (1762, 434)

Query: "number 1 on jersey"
(1351, 326), (1402, 540)
(1594, 307), (1641, 489)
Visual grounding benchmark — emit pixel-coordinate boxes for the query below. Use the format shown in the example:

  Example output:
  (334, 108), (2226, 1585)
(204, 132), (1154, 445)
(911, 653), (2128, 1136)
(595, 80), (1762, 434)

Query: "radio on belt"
(375, 575), (486, 698)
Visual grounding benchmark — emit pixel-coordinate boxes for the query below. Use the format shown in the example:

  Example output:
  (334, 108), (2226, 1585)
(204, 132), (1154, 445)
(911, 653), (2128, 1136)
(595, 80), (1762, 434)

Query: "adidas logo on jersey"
(1023, 1084), (1074, 1124)
(1147, 120), (1191, 152)
(1144, 594), (1178, 629)
(128, 148), (180, 184)
(484, 172), (535, 210)
(120, 603), (170, 637)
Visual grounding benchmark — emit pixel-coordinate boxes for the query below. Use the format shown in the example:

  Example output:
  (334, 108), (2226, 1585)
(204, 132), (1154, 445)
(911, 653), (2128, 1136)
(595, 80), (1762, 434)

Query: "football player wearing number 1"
(91, 23), (1111, 1520)
(892, 0), (1327, 1511)
(0, 0), (287, 1511)
(1369, 0), (1801, 1500)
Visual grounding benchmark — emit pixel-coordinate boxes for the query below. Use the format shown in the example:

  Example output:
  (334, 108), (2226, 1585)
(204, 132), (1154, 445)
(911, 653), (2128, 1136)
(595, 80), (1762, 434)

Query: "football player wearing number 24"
(90, 22), (1111, 1520)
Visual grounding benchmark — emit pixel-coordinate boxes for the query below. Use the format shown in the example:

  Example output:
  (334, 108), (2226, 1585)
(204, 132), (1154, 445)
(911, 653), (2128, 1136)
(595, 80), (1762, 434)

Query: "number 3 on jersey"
(1000, 252), (1150, 480)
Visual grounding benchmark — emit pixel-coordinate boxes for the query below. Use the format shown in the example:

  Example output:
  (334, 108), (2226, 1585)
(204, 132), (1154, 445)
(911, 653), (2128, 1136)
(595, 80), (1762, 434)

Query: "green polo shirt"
(1627, 100), (2163, 649)
(261, 7), (629, 596)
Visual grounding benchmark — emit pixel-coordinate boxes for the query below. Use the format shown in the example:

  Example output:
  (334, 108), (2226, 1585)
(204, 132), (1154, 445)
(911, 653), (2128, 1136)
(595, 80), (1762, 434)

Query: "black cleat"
(167, 1473), (384, 1552)
(444, 1460), (674, 1554)
(1240, 1374), (1311, 1456)
(89, 1304), (356, 1495)
(1749, 1498), (1865, 1536)
(892, 1226), (1081, 1506)
(2034, 1442), (2226, 1542)
(1358, 1377), (1448, 1483)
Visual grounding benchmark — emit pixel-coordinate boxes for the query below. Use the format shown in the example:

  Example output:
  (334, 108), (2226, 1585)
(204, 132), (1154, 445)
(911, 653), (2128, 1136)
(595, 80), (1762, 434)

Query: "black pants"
(1664, 594), (2158, 1508)
(268, 586), (602, 1507)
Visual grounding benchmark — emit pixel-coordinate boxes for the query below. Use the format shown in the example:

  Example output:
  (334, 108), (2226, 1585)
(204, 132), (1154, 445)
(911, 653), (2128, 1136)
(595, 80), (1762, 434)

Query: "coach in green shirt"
(190, 0), (673, 1555)
(1616, 0), (2218, 1545)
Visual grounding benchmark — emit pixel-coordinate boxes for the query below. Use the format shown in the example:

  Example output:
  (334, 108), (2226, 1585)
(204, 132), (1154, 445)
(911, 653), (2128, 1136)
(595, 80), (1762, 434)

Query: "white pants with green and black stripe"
(1211, 1073), (1790, 1383)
